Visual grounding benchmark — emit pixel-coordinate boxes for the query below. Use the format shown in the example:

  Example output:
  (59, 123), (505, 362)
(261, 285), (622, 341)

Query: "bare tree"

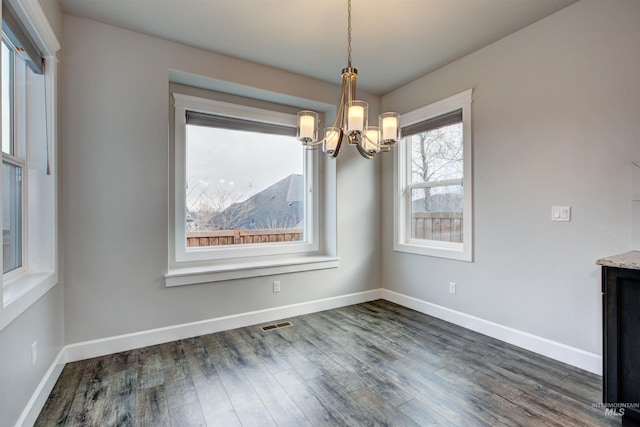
(257, 216), (299, 230)
(186, 178), (254, 231)
(214, 193), (255, 231)
(410, 123), (463, 212)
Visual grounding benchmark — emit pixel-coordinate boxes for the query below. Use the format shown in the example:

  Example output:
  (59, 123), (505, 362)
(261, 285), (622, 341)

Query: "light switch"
(551, 206), (571, 222)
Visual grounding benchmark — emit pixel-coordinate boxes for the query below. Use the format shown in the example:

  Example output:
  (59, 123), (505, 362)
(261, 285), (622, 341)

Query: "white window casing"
(168, 93), (338, 286)
(0, 0), (60, 330)
(393, 89), (473, 262)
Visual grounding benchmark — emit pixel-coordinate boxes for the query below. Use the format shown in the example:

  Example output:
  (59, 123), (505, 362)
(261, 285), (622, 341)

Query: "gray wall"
(381, 0), (640, 356)
(0, 2), (65, 426)
(61, 15), (382, 344)
(9, 1), (639, 423)
(0, 287), (65, 426)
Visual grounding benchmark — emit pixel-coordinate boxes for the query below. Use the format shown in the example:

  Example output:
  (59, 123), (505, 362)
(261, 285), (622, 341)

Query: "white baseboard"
(20, 287), (602, 426)
(65, 289), (382, 363)
(381, 289), (602, 375)
(15, 348), (66, 427)
(18, 289), (381, 426)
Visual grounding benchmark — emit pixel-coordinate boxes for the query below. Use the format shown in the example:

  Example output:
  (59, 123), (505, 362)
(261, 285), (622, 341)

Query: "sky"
(186, 125), (303, 211)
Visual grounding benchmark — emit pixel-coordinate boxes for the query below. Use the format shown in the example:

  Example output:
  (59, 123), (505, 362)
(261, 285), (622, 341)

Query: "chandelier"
(296, 0), (400, 159)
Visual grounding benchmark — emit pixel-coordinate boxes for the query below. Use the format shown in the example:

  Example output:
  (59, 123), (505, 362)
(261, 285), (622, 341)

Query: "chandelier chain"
(347, 0), (352, 67)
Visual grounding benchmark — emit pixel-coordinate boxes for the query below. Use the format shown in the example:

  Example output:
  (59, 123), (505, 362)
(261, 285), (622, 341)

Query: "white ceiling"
(57, 0), (578, 95)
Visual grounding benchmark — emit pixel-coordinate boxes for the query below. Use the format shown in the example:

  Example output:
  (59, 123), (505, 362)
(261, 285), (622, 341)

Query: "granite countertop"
(596, 251), (640, 270)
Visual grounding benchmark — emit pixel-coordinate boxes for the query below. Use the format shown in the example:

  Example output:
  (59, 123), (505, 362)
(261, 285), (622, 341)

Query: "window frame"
(0, 0), (60, 331)
(168, 92), (336, 286)
(393, 89), (473, 261)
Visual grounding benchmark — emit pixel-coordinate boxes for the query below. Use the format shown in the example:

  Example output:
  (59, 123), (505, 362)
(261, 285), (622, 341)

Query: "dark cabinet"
(602, 265), (640, 424)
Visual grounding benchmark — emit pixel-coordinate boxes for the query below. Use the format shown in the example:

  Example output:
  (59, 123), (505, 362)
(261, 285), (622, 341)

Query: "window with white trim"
(168, 91), (337, 286)
(1, 0), (59, 328)
(394, 89), (473, 261)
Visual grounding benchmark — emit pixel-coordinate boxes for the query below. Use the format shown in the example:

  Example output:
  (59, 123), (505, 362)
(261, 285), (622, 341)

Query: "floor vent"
(261, 321), (293, 331)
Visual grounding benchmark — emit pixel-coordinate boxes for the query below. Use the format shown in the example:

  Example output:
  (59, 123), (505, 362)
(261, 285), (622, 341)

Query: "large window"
(394, 89), (473, 261)
(185, 110), (305, 247)
(168, 92), (334, 286)
(1, 0), (59, 329)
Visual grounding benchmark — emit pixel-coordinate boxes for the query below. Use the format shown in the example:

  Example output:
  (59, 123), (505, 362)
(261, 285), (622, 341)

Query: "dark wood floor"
(36, 300), (618, 426)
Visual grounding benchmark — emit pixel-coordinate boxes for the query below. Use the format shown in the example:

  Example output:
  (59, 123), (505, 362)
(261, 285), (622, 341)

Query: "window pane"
(410, 185), (463, 243)
(185, 124), (304, 247)
(409, 122), (462, 184)
(3, 161), (22, 273)
(2, 40), (13, 155)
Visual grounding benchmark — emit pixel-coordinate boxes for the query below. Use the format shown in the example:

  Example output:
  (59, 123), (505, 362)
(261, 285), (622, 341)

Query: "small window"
(394, 90), (473, 261)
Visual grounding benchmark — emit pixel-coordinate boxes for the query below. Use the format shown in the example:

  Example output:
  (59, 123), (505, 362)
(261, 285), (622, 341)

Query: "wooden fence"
(412, 212), (463, 242)
(187, 214), (460, 247)
(187, 228), (303, 247)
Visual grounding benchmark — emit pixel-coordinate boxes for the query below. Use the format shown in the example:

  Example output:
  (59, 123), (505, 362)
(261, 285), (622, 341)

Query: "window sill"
(1, 271), (58, 331)
(165, 255), (340, 287)
(394, 242), (472, 262)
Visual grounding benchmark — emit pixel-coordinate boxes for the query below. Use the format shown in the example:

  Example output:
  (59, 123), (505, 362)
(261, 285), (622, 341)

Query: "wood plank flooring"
(35, 300), (618, 426)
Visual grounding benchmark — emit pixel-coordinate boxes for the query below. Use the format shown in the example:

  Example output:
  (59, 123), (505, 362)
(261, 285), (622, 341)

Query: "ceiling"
(57, 0), (579, 95)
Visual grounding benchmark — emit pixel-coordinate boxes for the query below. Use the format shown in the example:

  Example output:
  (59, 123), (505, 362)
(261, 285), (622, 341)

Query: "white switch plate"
(551, 206), (571, 222)
(273, 280), (280, 293)
(449, 282), (456, 294)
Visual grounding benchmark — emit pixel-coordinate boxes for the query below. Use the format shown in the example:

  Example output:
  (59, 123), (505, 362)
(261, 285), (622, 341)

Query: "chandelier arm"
(330, 129), (344, 158)
(335, 72), (349, 132)
(363, 132), (377, 147)
(355, 140), (375, 159)
(304, 139), (326, 147)
(328, 74), (350, 157)
(365, 133), (393, 149)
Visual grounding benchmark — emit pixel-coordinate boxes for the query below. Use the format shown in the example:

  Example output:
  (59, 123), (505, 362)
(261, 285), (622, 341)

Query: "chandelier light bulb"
(380, 113), (400, 143)
(324, 128), (341, 155)
(347, 101), (367, 134)
(297, 111), (318, 144)
(364, 126), (380, 153)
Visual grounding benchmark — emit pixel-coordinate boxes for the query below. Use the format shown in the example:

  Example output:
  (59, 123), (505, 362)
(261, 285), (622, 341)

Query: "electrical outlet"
(273, 280), (281, 293)
(449, 282), (456, 295)
(31, 341), (38, 365)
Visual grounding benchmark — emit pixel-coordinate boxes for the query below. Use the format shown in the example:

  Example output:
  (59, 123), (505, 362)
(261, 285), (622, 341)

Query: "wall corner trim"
(380, 289), (602, 375)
